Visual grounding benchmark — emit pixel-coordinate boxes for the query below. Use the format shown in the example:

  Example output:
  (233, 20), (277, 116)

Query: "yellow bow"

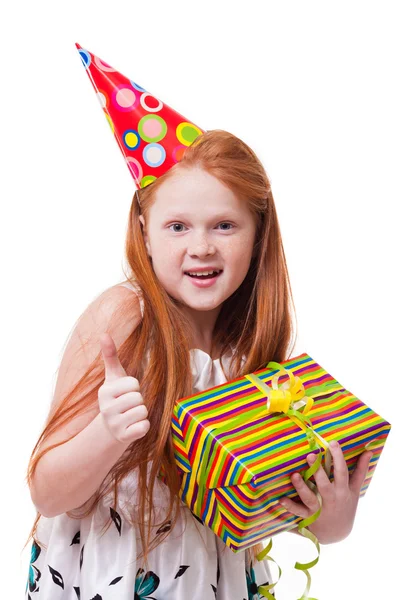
(245, 361), (330, 453)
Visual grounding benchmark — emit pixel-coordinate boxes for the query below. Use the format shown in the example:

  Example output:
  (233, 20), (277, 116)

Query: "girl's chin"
(182, 294), (228, 312)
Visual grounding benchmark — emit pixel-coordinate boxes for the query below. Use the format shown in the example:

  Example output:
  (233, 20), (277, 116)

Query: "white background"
(2, 1), (398, 598)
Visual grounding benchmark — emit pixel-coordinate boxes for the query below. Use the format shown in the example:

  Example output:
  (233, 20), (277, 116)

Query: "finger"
(326, 441), (349, 490)
(349, 450), (373, 494)
(278, 496), (309, 519)
(100, 333), (127, 381)
(306, 453), (335, 500)
(290, 471), (321, 511)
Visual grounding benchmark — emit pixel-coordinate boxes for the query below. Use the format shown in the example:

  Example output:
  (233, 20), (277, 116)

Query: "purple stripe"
(311, 400), (365, 425)
(311, 389), (346, 401)
(339, 422), (388, 445)
(213, 488), (258, 524)
(292, 364), (321, 376)
(230, 481), (271, 504)
(191, 480), (199, 510)
(256, 452), (318, 478)
(209, 494), (218, 525)
(303, 373), (332, 387)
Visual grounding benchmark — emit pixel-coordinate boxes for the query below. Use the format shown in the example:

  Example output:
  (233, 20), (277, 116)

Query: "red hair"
(24, 129), (298, 567)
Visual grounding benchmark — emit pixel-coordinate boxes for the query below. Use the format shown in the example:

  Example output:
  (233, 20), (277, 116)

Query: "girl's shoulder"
(117, 279), (137, 290)
(113, 280), (144, 316)
(115, 279), (142, 294)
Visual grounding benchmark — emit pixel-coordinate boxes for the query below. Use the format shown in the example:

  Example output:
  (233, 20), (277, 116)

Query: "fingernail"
(330, 440), (339, 449)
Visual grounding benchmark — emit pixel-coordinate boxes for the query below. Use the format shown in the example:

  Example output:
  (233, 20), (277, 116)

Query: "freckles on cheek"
(163, 247), (179, 264)
(225, 237), (252, 260)
(154, 245), (181, 273)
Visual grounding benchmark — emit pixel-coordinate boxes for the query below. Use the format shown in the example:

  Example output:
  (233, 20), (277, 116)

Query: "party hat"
(75, 43), (205, 189)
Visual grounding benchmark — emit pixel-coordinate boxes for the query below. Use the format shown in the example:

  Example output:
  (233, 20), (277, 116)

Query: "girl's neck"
(190, 340), (226, 360)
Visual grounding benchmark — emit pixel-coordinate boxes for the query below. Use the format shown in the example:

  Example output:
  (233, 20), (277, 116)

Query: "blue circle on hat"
(78, 49), (91, 69)
(130, 80), (147, 93)
(123, 129), (141, 150)
(143, 143), (166, 167)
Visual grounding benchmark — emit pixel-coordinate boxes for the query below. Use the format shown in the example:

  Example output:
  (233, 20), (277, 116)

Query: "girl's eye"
(168, 223), (234, 233)
(169, 223), (186, 233)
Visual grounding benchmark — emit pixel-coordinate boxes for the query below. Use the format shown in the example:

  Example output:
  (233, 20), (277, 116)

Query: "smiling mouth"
(184, 270), (223, 279)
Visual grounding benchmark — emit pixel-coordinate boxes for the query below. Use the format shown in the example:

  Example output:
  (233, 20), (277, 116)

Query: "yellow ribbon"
(244, 361), (333, 600)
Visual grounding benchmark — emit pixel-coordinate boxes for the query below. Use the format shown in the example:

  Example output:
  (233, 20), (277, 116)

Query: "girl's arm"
(29, 285), (142, 517)
(31, 412), (131, 517)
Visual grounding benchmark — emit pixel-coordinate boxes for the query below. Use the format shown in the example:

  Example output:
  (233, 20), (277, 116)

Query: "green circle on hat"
(141, 175), (157, 188)
(138, 115), (167, 143)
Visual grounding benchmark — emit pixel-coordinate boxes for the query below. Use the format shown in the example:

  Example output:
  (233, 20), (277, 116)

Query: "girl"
(23, 129), (370, 600)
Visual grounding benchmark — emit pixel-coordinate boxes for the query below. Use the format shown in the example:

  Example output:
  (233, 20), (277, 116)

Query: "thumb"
(99, 332), (127, 381)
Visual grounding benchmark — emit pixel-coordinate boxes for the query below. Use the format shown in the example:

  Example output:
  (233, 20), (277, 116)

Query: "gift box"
(171, 352), (391, 553)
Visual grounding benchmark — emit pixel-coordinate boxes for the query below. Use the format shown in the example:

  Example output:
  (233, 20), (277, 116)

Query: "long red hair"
(23, 129), (298, 567)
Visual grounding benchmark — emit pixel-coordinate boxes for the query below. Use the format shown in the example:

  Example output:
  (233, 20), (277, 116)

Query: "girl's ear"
(139, 215), (152, 257)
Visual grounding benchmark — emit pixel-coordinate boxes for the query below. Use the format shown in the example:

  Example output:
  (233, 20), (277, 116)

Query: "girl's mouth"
(184, 269), (223, 287)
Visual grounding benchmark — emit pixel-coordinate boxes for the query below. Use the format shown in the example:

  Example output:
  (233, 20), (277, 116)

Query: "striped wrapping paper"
(171, 352), (391, 553)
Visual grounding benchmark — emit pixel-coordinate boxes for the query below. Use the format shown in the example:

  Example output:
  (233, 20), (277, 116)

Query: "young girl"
(24, 128), (371, 599)
(23, 127), (285, 598)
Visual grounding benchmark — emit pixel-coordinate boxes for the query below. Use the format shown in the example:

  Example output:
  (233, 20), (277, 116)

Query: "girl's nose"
(187, 234), (216, 256)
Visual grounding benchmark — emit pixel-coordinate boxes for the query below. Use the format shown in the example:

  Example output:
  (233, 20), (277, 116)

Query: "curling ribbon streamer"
(193, 360), (332, 599)
(246, 361), (332, 600)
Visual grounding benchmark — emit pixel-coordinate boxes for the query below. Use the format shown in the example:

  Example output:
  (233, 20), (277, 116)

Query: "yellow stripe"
(203, 490), (223, 531)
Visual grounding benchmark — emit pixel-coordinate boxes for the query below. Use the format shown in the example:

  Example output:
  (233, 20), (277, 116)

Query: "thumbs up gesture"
(98, 332), (150, 445)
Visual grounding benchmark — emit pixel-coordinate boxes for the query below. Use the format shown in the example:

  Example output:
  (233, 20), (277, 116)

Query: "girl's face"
(139, 166), (257, 313)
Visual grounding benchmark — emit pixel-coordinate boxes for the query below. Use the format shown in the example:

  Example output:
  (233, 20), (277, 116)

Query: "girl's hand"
(98, 332), (151, 445)
(278, 441), (373, 544)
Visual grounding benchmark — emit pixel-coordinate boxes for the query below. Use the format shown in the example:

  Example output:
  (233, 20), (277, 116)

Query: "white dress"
(25, 282), (275, 599)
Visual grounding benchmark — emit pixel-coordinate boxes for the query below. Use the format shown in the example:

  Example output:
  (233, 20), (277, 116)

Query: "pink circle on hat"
(94, 56), (115, 72)
(112, 85), (139, 112)
(116, 88), (135, 107)
(126, 157), (143, 181)
(142, 118), (163, 138)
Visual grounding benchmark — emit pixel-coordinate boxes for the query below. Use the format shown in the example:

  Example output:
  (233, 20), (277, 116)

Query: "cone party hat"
(75, 43), (205, 189)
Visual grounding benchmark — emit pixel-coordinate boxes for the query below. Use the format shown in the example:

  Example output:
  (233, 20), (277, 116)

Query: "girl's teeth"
(187, 270), (220, 277)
